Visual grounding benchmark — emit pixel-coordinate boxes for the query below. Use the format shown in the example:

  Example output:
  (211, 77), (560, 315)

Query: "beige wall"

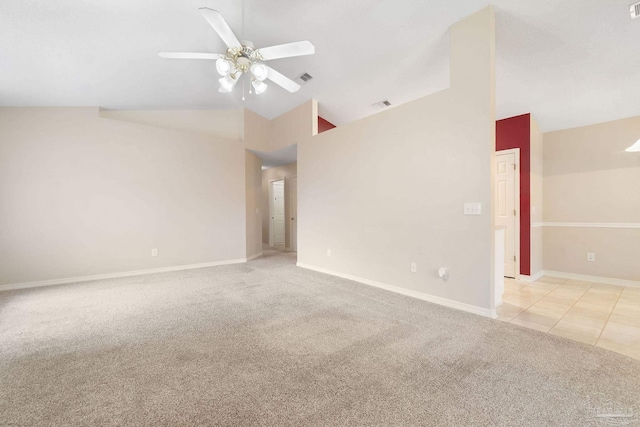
(297, 8), (496, 311)
(99, 109), (243, 141)
(243, 108), (271, 152)
(271, 100), (317, 152)
(98, 106), (312, 156)
(245, 151), (263, 258)
(0, 107), (247, 285)
(543, 115), (640, 280)
(543, 227), (640, 281)
(262, 163), (297, 248)
(530, 116), (543, 276)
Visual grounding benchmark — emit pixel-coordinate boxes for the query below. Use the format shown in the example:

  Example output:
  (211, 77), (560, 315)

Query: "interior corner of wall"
(240, 108), (246, 142)
(96, 106), (111, 118)
(267, 120), (274, 151)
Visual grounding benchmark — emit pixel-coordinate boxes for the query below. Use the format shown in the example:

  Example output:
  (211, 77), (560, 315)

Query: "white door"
(272, 180), (285, 247)
(495, 152), (517, 278)
(290, 177), (297, 251)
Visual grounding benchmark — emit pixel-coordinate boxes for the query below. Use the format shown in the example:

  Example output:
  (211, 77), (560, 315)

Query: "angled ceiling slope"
(1, 0), (640, 131)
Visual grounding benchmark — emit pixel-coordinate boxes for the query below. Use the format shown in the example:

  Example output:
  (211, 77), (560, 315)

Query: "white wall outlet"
(411, 262), (417, 273)
(463, 202), (482, 215)
(587, 252), (595, 262)
(152, 248), (158, 257)
(326, 249), (331, 257)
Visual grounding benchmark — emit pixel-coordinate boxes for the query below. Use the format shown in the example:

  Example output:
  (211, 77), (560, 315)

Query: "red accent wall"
(318, 116), (336, 133)
(496, 114), (530, 276)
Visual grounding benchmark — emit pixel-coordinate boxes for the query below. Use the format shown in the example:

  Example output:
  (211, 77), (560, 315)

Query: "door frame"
(290, 175), (297, 252)
(495, 148), (521, 280)
(268, 178), (285, 248)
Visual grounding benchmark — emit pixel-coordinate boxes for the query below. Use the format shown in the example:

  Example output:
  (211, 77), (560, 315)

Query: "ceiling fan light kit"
(215, 58), (232, 76)
(252, 80), (268, 95)
(251, 64), (268, 81)
(218, 75), (238, 93)
(159, 8), (314, 96)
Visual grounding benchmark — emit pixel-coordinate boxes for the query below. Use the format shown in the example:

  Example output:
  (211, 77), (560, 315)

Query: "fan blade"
(265, 66), (301, 93)
(258, 41), (315, 61)
(199, 8), (241, 49)
(158, 52), (221, 60)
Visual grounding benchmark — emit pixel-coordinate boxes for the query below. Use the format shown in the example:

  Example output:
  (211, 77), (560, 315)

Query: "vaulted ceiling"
(1, 0), (639, 132)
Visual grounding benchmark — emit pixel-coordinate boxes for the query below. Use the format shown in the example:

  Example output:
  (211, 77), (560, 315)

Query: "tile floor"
(497, 276), (640, 360)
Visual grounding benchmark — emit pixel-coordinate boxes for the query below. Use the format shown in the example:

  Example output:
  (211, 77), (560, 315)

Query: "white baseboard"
(297, 263), (496, 319)
(542, 270), (640, 288)
(540, 222), (640, 229)
(519, 271), (544, 282)
(246, 252), (263, 261)
(0, 258), (248, 292)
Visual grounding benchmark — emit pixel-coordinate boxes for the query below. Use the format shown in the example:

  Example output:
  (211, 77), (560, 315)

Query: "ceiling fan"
(159, 8), (315, 95)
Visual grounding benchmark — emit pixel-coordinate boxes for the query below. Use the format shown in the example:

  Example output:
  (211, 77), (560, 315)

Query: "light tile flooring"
(497, 276), (640, 360)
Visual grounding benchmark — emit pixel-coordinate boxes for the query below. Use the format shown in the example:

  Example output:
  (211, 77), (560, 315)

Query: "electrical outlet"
(326, 249), (331, 257)
(152, 248), (158, 257)
(587, 252), (595, 262)
(411, 262), (417, 273)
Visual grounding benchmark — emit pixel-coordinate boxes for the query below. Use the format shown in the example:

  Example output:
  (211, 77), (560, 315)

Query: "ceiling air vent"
(372, 100), (392, 110)
(631, 2), (640, 19)
(296, 72), (313, 84)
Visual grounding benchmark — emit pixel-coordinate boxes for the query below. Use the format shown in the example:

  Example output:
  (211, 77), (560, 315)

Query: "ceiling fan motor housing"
(226, 41), (261, 73)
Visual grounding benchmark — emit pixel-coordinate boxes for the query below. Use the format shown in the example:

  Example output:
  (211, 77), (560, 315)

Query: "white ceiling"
(249, 144), (297, 169)
(1, 0), (639, 132)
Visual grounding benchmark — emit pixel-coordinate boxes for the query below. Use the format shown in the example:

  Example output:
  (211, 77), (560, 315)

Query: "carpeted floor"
(1, 248), (639, 426)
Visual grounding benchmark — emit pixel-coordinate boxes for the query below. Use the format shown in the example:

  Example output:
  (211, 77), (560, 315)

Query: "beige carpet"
(1, 248), (639, 426)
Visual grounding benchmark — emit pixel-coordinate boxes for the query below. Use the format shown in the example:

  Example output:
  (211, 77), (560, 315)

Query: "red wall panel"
(496, 113), (530, 276)
(318, 116), (336, 134)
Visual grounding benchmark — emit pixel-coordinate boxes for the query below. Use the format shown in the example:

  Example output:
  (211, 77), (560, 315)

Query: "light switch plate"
(464, 202), (482, 215)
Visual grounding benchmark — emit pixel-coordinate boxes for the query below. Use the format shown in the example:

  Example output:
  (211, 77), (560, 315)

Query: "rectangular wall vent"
(632, 2), (640, 19)
(296, 72), (313, 84)
(372, 100), (392, 109)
